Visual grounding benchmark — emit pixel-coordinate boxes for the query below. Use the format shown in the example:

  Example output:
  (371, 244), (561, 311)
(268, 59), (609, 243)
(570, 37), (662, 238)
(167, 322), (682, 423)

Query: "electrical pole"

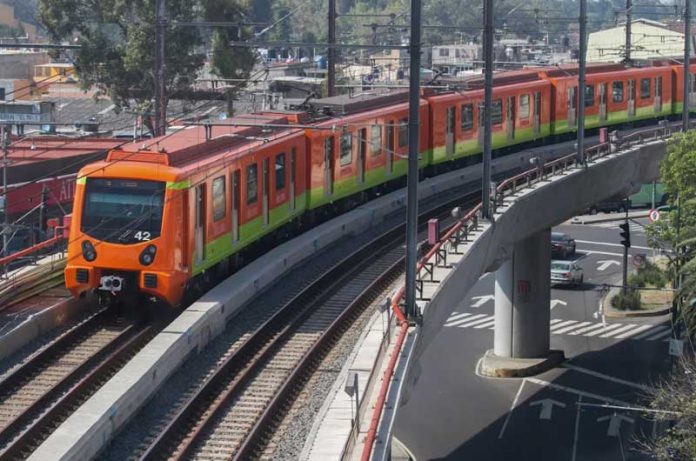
(577, 0), (587, 165)
(154, 0), (167, 137)
(327, 0), (337, 97)
(404, 0), (421, 320)
(684, 0), (691, 131)
(482, 0), (493, 219)
(1, 126), (8, 279)
(625, 0), (632, 64)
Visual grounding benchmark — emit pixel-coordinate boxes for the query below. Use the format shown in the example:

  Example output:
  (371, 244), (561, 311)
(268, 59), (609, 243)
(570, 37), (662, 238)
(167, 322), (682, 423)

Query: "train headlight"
(139, 244), (157, 266)
(81, 240), (97, 262)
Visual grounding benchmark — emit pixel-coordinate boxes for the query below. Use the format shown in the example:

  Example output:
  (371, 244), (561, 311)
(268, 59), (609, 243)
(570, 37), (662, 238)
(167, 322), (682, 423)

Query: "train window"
(640, 79), (650, 99)
(371, 124), (382, 156)
(519, 95), (530, 118)
(398, 118), (408, 147)
(275, 153), (286, 190)
(690, 74), (696, 92)
(584, 85), (594, 107)
(612, 81), (624, 103)
(340, 131), (352, 166)
(491, 99), (503, 124)
(212, 176), (226, 221)
(246, 164), (258, 204)
(461, 104), (473, 130)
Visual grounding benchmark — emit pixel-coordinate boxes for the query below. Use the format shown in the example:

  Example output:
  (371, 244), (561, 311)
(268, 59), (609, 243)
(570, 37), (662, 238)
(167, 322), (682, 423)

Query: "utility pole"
(327, 0), (337, 97)
(482, 0), (493, 218)
(1, 126), (8, 278)
(619, 200), (630, 294)
(154, 0), (167, 137)
(577, 0), (587, 165)
(625, 0), (632, 64)
(684, 0), (691, 131)
(404, 0), (421, 320)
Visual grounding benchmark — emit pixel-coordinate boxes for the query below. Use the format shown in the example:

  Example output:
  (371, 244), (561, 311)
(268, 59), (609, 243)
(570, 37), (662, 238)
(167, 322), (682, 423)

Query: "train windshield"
(81, 178), (166, 244)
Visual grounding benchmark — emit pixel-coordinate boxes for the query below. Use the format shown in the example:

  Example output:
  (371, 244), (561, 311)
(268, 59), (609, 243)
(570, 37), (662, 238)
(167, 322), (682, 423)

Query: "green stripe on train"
(553, 105), (672, 134)
(192, 191), (307, 275)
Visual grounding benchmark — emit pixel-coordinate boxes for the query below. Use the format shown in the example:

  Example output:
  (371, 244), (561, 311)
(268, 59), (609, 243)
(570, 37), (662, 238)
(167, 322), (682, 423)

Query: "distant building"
(432, 44), (480, 76)
(587, 19), (693, 63)
(0, 3), (40, 41)
(0, 51), (48, 79)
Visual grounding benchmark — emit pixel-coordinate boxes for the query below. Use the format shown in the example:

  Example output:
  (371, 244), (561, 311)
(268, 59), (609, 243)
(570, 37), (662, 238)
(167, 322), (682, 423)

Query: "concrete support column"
(493, 229), (551, 359)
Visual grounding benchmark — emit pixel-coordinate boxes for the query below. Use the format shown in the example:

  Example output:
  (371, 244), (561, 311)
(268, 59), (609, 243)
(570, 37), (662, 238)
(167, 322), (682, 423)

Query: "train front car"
(65, 156), (188, 307)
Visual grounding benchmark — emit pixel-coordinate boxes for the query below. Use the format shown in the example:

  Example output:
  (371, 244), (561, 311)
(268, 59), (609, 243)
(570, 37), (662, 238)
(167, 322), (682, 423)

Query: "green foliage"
(37, 0), (254, 114)
(629, 260), (667, 289)
(610, 290), (641, 311)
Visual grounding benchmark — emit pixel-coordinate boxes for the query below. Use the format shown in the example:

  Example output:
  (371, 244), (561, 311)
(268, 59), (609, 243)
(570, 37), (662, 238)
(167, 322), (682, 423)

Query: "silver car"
(551, 260), (583, 286)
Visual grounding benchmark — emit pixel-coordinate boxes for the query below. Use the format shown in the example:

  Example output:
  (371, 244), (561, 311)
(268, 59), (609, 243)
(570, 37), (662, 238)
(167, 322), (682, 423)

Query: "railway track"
(0, 308), (157, 460)
(138, 185), (478, 461)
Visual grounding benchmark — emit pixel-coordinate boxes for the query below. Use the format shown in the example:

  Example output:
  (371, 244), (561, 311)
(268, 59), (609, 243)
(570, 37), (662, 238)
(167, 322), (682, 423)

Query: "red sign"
(517, 280), (531, 302)
(6, 174), (77, 215)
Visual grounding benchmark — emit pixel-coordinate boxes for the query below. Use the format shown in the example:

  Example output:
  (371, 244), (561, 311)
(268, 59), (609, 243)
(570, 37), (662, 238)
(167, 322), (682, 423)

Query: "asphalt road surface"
(394, 214), (674, 461)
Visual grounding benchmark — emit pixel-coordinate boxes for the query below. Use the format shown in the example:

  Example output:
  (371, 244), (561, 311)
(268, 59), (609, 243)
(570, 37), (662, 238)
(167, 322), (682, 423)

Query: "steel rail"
(0, 324), (155, 460)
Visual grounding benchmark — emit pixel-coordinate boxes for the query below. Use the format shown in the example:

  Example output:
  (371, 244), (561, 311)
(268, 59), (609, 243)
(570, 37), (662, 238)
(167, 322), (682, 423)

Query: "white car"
(551, 260), (584, 286)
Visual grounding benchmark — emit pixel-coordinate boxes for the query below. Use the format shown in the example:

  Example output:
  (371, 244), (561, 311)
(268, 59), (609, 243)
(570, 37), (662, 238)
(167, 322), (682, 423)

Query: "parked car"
(551, 232), (576, 258)
(551, 260), (584, 286)
(587, 196), (631, 214)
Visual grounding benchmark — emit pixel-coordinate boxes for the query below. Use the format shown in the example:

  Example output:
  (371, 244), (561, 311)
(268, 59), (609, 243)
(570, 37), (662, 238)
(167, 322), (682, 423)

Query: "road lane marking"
(614, 324), (653, 339)
(444, 313), (480, 327)
(562, 364), (651, 391)
(457, 316), (496, 328)
(584, 324), (625, 337)
(575, 239), (652, 251)
(567, 323), (609, 335)
(473, 319), (496, 329)
(550, 318), (566, 324)
(632, 325), (670, 340)
(599, 324), (639, 338)
(525, 377), (633, 406)
(446, 312), (471, 323)
(554, 321), (593, 334)
(550, 320), (579, 331)
(498, 380), (525, 439)
(645, 328), (674, 341)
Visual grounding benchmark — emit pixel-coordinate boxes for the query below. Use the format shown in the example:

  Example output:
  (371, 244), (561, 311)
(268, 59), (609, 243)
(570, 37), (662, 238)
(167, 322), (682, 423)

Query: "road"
(393, 214), (674, 461)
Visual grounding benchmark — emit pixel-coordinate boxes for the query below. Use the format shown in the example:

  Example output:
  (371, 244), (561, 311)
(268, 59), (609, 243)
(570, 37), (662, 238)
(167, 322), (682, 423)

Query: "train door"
(567, 87), (576, 127)
(506, 96), (515, 140)
(445, 107), (455, 157)
(386, 123), (394, 174)
(231, 170), (240, 242)
(533, 91), (541, 135)
(654, 76), (663, 113)
(289, 148), (296, 211)
(689, 73), (696, 106)
(324, 136), (334, 195)
(628, 79), (636, 117)
(194, 184), (206, 264)
(358, 128), (366, 183)
(262, 158), (269, 226)
(599, 83), (607, 122)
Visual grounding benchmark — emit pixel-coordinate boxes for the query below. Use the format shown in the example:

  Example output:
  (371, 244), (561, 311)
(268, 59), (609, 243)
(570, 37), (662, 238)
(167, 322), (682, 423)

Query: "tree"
(38, 0), (255, 127)
(648, 131), (696, 336)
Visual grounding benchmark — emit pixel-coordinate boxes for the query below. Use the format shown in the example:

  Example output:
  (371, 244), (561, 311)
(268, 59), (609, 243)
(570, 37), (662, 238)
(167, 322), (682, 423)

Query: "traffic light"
(619, 222), (631, 248)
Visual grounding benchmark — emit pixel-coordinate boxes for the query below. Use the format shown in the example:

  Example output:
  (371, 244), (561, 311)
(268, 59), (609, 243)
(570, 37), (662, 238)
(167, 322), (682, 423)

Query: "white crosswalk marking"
(554, 321), (592, 334)
(550, 320), (578, 331)
(599, 324), (638, 338)
(584, 324), (625, 337)
(645, 329), (674, 341)
(444, 313), (478, 327)
(614, 324), (653, 339)
(632, 325), (670, 340)
(442, 313), (670, 343)
(457, 315), (495, 328)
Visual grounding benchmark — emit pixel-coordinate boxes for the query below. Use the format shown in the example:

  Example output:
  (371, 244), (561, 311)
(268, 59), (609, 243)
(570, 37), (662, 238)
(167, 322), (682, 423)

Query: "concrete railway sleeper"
(0, 308), (159, 460)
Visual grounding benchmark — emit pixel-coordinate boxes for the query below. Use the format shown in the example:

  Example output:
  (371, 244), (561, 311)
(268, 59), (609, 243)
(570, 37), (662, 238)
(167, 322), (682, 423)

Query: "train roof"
(106, 113), (302, 169)
(307, 90), (409, 116)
